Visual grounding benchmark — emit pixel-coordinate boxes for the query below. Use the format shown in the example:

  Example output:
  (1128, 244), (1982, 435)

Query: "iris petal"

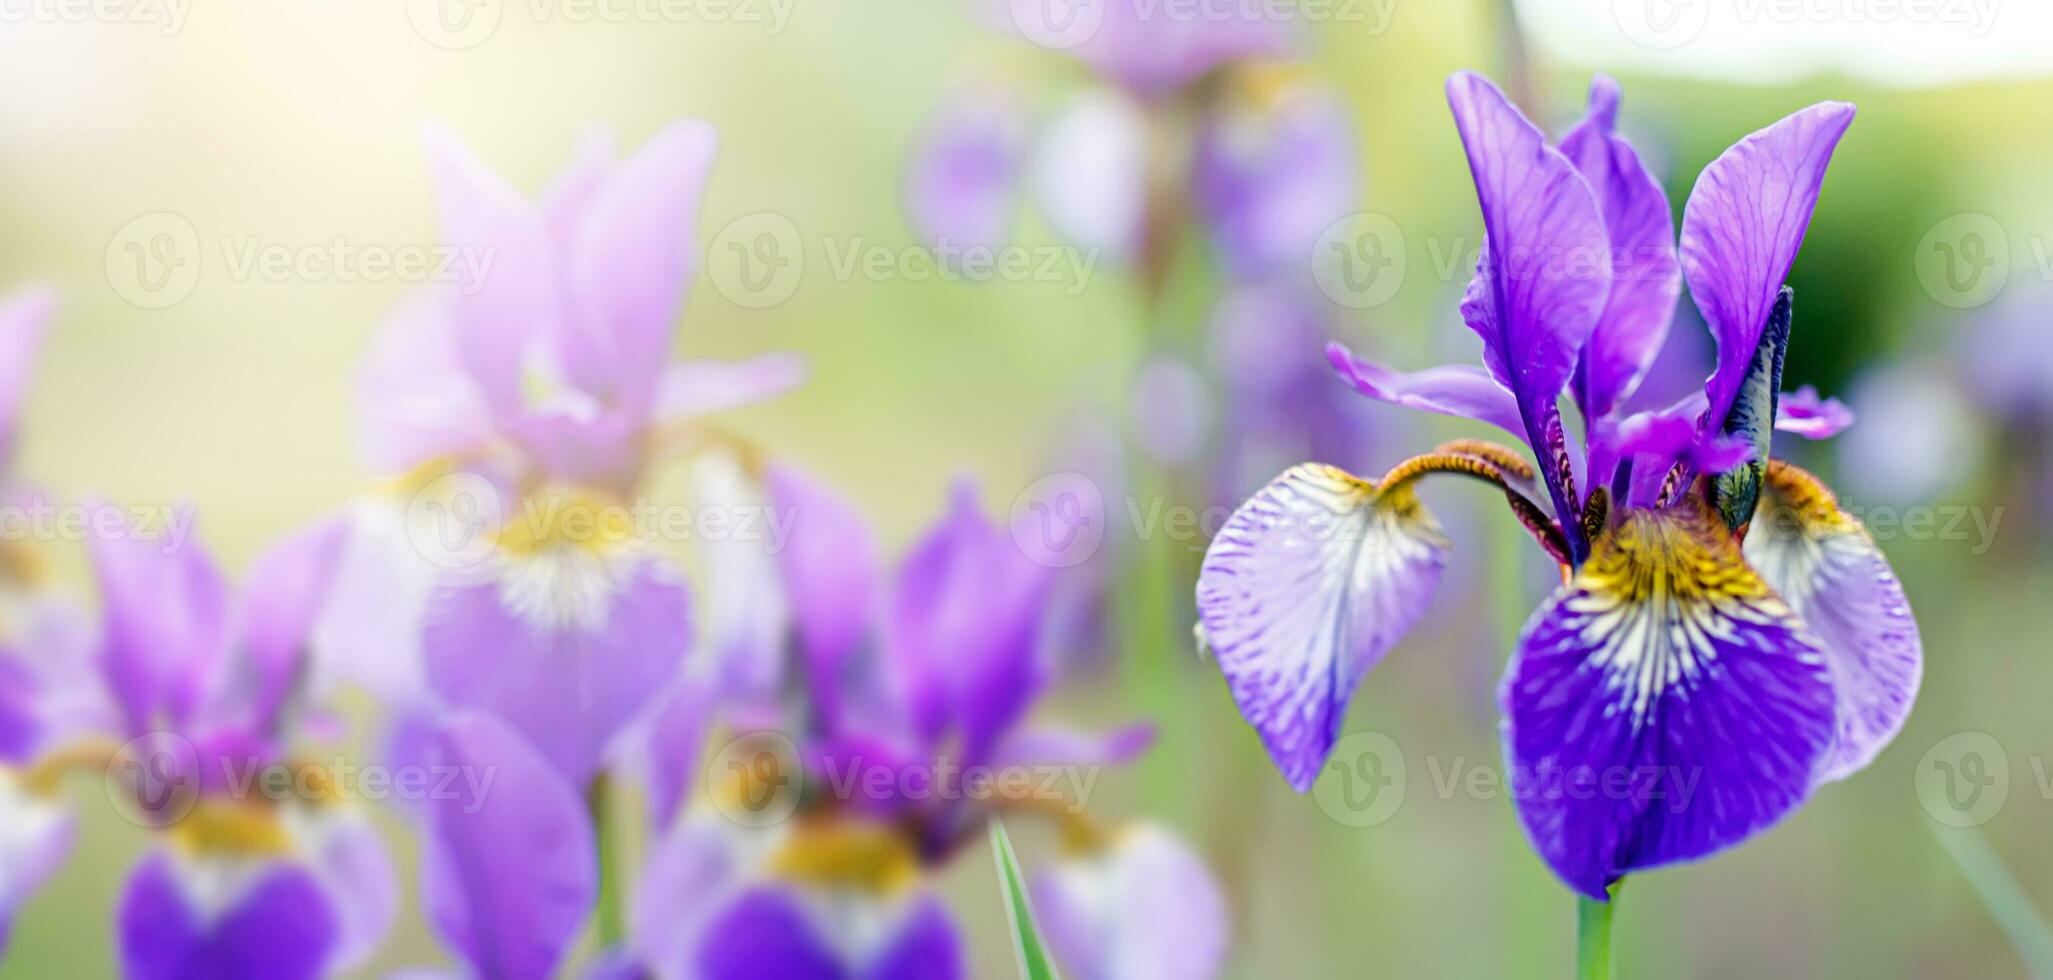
(1559, 76), (1681, 422)
(1196, 464), (1451, 791)
(1743, 461), (1921, 783)
(1503, 498), (1835, 899)
(1326, 343), (1526, 442)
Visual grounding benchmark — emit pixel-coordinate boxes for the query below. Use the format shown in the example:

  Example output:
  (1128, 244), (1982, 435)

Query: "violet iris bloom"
(982, 0), (1295, 100)
(85, 515), (396, 978)
(602, 469), (1204, 979)
(1197, 73), (1919, 900)
(324, 121), (803, 787)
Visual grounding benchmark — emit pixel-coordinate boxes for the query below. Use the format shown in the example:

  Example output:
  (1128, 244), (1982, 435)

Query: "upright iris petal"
(1446, 72), (1612, 552)
(1680, 100), (1855, 431)
(1557, 76), (1681, 424)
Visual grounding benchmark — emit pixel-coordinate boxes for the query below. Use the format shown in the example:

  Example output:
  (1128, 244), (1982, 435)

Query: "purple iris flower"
(1196, 73), (1920, 901)
(593, 467), (1200, 979)
(322, 120), (803, 788)
(75, 514), (398, 977)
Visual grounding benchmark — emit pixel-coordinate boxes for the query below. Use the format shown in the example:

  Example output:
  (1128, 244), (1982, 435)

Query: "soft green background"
(6, 0), (2053, 976)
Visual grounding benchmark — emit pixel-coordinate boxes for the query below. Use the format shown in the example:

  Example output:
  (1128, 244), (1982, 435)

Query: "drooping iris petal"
(1679, 101), (1854, 430)
(1196, 464), (1449, 791)
(1557, 75), (1681, 422)
(353, 288), (495, 475)
(1446, 72), (1611, 541)
(1774, 385), (1854, 439)
(630, 673), (716, 831)
(422, 122), (564, 420)
(766, 464), (882, 736)
(1502, 499), (1835, 900)
(284, 805), (399, 971)
(888, 481), (1051, 764)
(1744, 461), (1921, 782)
(654, 353), (809, 424)
(230, 517), (351, 734)
(1028, 90), (1146, 262)
(632, 815), (747, 976)
(420, 712), (595, 980)
(118, 852), (339, 980)
(0, 285), (55, 466)
(310, 499), (445, 707)
(695, 887), (962, 980)
(568, 119), (720, 413)
(1032, 823), (1228, 980)
(0, 772), (73, 955)
(697, 888), (845, 980)
(1192, 84), (1356, 278)
(1326, 343), (1525, 441)
(903, 89), (1032, 254)
(423, 543), (693, 785)
(88, 508), (231, 734)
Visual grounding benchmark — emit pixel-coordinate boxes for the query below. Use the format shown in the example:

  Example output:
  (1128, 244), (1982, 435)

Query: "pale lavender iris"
(980, 0), (1296, 100)
(326, 120), (803, 789)
(1197, 73), (1920, 901)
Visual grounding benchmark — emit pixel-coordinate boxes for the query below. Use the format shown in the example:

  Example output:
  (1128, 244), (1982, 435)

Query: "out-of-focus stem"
(588, 774), (626, 947)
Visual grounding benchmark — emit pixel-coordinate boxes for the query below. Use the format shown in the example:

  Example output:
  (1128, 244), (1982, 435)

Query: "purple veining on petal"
(1502, 503), (1835, 899)
(1196, 464), (1447, 791)
(1679, 101), (1854, 431)
(1558, 75), (1681, 423)
(1744, 462), (1921, 782)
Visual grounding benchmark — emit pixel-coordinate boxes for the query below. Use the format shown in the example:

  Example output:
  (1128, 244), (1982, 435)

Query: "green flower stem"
(1576, 885), (1620, 980)
(589, 774), (625, 947)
